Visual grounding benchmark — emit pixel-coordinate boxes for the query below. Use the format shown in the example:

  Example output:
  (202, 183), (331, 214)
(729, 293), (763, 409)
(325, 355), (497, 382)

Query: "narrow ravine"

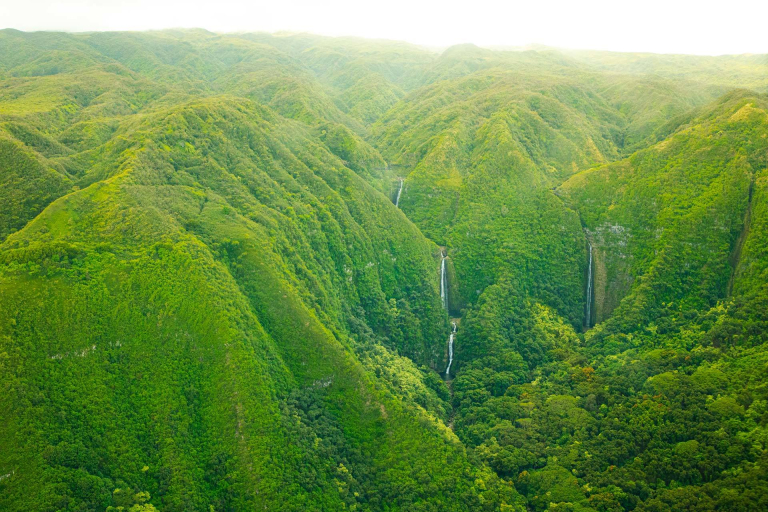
(585, 239), (594, 328)
(439, 249), (457, 379)
(445, 321), (457, 377)
(393, 187), (457, 382)
(727, 176), (755, 296)
(440, 250), (448, 310)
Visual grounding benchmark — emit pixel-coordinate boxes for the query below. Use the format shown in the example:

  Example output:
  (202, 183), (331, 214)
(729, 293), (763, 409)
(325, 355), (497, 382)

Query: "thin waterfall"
(445, 321), (457, 377)
(440, 252), (447, 310)
(440, 251), (455, 378)
(585, 240), (594, 328)
(395, 178), (404, 208)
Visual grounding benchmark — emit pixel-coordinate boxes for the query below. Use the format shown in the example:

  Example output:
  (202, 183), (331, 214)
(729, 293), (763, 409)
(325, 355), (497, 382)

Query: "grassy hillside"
(2, 29), (768, 512)
(0, 94), (525, 511)
(447, 86), (768, 511)
(0, 31), (528, 511)
(369, 60), (725, 327)
(560, 92), (768, 340)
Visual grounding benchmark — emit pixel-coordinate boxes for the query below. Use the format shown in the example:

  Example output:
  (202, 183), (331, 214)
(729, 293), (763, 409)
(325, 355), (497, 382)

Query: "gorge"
(0, 28), (767, 512)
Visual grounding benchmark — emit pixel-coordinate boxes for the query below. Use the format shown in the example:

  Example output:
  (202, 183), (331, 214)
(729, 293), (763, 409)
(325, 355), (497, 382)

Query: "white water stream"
(445, 321), (457, 377)
(440, 253), (447, 310)
(585, 241), (593, 328)
(440, 251), (456, 377)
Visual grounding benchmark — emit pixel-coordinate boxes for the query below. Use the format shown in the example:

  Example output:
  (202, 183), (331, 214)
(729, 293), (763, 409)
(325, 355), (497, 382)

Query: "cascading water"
(395, 178), (404, 208)
(585, 240), (594, 328)
(440, 252), (447, 310)
(440, 251), (456, 378)
(445, 321), (457, 377)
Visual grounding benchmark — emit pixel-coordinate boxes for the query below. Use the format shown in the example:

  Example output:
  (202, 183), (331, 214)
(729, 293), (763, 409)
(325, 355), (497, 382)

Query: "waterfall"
(439, 251), (456, 378)
(445, 321), (457, 377)
(395, 178), (404, 208)
(585, 240), (594, 328)
(441, 252), (455, 378)
(440, 252), (448, 310)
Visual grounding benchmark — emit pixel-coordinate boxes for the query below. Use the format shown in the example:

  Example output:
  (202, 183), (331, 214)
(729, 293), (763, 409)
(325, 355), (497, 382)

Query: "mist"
(2, 0), (767, 55)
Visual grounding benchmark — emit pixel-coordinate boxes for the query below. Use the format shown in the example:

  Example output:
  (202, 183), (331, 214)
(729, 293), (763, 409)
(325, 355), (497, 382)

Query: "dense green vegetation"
(1, 28), (768, 511)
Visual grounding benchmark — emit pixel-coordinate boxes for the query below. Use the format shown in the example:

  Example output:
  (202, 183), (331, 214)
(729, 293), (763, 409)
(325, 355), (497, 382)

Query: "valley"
(0, 28), (767, 511)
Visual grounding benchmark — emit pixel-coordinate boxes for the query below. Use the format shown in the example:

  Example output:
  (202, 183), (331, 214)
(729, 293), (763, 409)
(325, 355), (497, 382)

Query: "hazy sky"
(2, 0), (767, 55)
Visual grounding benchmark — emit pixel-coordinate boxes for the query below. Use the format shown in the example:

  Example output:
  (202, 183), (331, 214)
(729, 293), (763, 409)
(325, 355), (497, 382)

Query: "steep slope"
(3, 29), (768, 512)
(0, 29), (400, 208)
(371, 65), (632, 326)
(559, 91), (768, 344)
(241, 33), (434, 124)
(0, 97), (522, 511)
(0, 134), (71, 242)
(369, 51), (756, 327)
(447, 90), (768, 511)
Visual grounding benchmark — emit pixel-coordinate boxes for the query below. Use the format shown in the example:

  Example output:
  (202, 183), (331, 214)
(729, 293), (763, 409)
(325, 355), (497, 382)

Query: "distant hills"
(1, 29), (767, 512)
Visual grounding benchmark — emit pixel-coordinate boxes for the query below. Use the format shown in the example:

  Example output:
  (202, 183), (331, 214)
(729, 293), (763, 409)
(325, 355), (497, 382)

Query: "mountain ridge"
(1, 29), (768, 512)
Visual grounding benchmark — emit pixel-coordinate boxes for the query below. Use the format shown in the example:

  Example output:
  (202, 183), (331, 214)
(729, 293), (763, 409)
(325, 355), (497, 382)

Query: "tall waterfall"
(440, 251), (455, 378)
(395, 178), (404, 208)
(440, 252), (448, 310)
(445, 321), (457, 377)
(585, 241), (594, 328)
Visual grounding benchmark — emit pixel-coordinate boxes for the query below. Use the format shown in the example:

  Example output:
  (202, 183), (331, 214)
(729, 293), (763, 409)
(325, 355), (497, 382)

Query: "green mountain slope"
(2, 28), (768, 512)
(565, 48), (768, 93)
(449, 91), (768, 511)
(0, 96), (521, 511)
(369, 61), (721, 326)
(560, 92), (768, 342)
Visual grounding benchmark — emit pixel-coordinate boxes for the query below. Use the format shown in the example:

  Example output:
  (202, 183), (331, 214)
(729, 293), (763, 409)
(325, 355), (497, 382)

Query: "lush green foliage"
(1, 28), (768, 512)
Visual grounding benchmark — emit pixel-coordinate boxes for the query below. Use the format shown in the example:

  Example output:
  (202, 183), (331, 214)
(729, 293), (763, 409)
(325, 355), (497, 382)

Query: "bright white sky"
(2, 0), (767, 56)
